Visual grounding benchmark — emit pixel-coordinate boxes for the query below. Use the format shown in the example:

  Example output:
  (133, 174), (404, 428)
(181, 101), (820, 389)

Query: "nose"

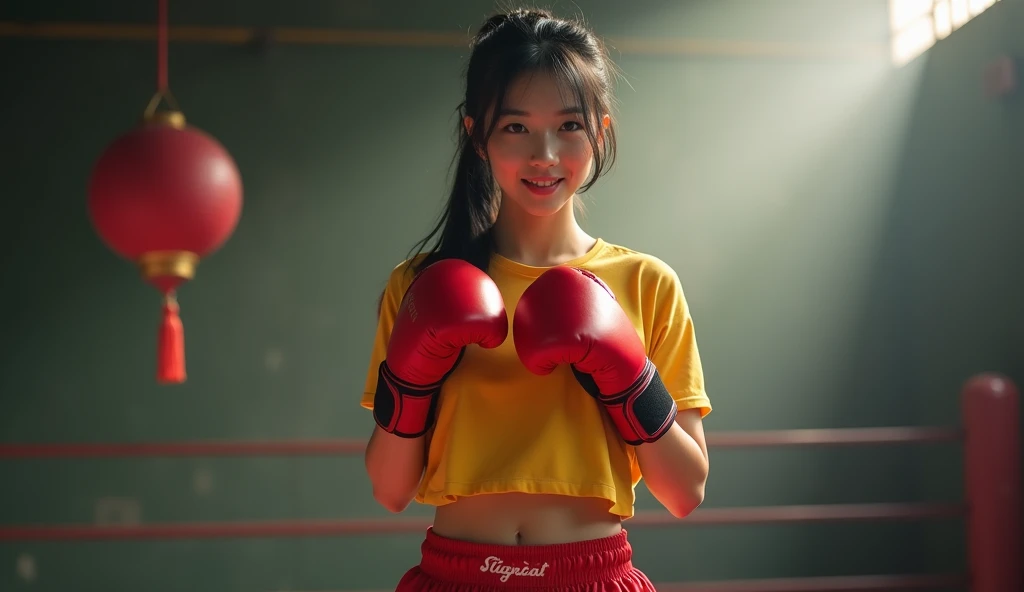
(529, 131), (559, 167)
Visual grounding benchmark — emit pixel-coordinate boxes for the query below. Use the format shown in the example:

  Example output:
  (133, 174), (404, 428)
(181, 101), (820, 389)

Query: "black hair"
(407, 7), (619, 274)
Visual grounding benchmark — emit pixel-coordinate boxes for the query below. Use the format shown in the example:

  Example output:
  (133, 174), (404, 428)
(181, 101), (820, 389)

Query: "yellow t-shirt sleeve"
(360, 260), (417, 410)
(647, 265), (712, 418)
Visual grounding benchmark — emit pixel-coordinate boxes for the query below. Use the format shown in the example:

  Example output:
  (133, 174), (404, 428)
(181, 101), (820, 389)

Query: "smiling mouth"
(523, 178), (562, 187)
(521, 178), (564, 196)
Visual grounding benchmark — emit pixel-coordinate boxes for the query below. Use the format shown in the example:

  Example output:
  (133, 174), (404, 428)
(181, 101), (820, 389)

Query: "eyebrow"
(498, 106), (584, 117)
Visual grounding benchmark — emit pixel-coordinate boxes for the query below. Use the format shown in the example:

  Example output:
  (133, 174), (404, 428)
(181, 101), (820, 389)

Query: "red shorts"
(394, 527), (656, 591)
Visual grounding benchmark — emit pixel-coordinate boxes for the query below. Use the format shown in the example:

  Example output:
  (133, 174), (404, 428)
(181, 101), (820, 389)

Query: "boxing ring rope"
(0, 426), (963, 459)
(0, 373), (1018, 592)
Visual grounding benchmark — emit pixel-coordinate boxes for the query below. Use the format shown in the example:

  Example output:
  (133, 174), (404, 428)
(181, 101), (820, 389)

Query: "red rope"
(0, 503), (965, 541)
(0, 428), (963, 460)
(0, 439), (366, 459)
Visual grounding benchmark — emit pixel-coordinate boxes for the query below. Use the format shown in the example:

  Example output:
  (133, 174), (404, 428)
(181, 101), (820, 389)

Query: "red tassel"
(157, 293), (186, 384)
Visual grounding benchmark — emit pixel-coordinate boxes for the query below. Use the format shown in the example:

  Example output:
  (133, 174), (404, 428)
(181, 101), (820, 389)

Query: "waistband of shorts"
(418, 527), (635, 587)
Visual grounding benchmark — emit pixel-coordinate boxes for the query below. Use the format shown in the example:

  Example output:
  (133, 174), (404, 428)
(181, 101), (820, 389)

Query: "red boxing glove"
(513, 266), (678, 445)
(374, 259), (508, 438)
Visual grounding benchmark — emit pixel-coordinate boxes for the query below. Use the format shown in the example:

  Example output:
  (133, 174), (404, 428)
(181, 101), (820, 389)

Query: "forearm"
(635, 410), (709, 518)
(364, 425), (427, 513)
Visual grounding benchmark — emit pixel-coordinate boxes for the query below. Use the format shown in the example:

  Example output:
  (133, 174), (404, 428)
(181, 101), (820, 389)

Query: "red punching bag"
(87, 0), (243, 383)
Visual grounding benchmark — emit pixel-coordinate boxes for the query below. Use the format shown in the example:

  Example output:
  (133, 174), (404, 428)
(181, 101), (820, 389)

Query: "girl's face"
(474, 70), (600, 218)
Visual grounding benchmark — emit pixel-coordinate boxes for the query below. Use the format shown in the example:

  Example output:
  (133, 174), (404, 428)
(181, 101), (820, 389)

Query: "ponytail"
(408, 131), (498, 275)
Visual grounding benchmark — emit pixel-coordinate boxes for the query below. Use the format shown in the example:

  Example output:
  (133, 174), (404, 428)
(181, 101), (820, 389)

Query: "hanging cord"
(144, 0), (180, 118)
(158, 0), (168, 92)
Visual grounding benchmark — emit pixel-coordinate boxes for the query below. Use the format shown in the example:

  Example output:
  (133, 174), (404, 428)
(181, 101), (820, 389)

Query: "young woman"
(361, 8), (712, 591)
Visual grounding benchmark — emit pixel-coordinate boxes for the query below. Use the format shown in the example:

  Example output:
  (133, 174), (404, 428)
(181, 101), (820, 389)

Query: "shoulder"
(383, 252), (431, 292)
(589, 241), (684, 295)
(376, 253), (433, 317)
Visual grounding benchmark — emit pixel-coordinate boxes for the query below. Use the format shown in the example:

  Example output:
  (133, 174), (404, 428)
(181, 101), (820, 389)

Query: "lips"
(523, 177), (562, 187)
(521, 177), (564, 196)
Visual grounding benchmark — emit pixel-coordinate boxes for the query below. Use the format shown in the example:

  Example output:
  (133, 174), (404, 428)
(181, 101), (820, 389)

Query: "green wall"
(1, 0), (1019, 590)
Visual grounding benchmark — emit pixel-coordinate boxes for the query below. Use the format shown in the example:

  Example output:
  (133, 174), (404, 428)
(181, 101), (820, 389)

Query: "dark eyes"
(503, 121), (584, 133)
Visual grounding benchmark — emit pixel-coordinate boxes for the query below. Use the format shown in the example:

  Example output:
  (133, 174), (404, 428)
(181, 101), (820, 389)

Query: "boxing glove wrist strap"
(373, 361), (441, 439)
(574, 359), (678, 446)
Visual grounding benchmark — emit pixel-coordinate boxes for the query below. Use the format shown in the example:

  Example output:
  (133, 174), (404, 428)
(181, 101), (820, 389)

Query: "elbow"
(661, 464), (708, 519)
(641, 450), (710, 519)
(366, 470), (419, 514)
(365, 460), (420, 514)
(363, 429), (424, 514)
(666, 484), (705, 519)
(372, 487), (416, 514)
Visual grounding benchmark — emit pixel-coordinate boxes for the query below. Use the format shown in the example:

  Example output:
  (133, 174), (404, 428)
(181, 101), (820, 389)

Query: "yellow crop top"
(360, 238), (711, 518)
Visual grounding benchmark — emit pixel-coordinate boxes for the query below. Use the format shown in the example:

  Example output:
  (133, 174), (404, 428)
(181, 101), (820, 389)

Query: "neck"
(491, 197), (596, 267)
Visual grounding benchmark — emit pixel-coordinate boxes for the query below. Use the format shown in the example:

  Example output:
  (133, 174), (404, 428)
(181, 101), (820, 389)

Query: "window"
(890, 0), (1000, 66)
